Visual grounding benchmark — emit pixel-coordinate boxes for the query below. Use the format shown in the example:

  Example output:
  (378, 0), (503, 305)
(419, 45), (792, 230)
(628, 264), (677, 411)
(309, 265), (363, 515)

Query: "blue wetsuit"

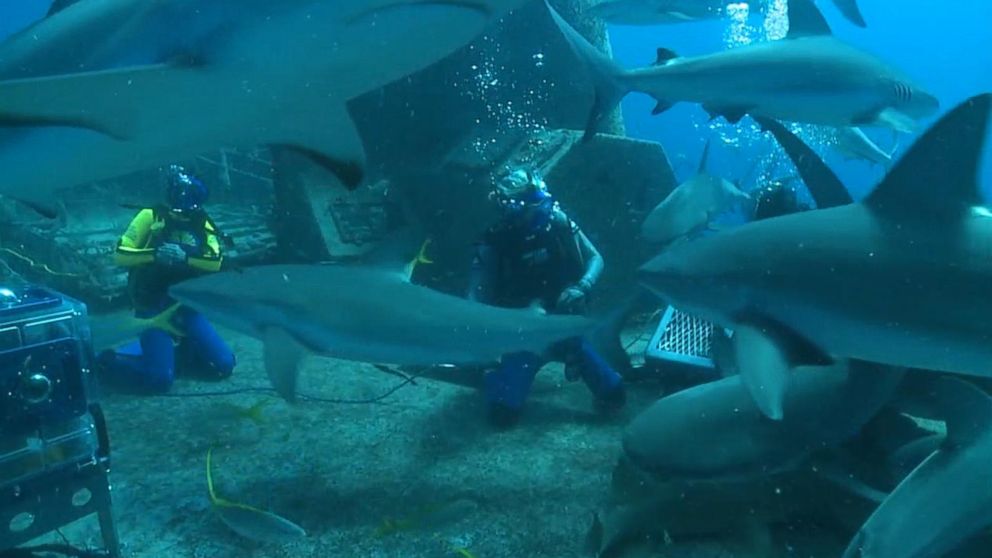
(468, 205), (624, 423)
(98, 207), (235, 393)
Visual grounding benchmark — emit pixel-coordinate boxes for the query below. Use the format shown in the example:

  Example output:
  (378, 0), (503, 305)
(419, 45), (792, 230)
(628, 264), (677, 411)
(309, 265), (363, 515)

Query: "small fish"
(376, 498), (479, 537)
(89, 303), (185, 352)
(375, 516), (417, 537)
(213, 399), (271, 426)
(206, 448), (305, 543)
(405, 237), (434, 278)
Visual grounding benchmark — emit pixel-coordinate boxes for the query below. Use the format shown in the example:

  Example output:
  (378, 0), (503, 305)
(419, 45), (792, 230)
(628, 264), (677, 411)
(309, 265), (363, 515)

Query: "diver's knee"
(211, 352), (236, 379)
(142, 365), (176, 393)
(483, 353), (541, 417)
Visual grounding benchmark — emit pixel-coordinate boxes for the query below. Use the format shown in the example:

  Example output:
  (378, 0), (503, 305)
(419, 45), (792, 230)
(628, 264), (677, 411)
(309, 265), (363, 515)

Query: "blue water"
(607, 0), (992, 199)
(0, 1), (49, 38)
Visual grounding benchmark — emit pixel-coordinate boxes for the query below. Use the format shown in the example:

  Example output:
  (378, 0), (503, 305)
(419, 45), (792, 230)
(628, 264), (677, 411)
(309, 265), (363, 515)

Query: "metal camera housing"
(0, 284), (119, 556)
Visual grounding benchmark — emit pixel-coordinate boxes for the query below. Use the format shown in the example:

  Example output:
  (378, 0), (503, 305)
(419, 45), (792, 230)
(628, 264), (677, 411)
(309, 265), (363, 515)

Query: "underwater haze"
(2, 1), (992, 558)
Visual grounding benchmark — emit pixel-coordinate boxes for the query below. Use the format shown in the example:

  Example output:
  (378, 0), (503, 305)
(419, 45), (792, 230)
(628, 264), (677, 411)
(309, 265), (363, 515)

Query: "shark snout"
(637, 250), (686, 293)
(169, 276), (223, 309)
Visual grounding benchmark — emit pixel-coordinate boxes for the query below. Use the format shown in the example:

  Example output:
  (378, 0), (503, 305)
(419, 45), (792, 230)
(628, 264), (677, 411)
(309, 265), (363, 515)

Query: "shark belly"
(755, 283), (992, 378)
(632, 39), (908, 127)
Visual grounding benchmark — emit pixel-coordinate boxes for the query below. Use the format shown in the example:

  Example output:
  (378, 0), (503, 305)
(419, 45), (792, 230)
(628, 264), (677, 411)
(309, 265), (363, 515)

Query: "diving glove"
(154, 243), (188, 267)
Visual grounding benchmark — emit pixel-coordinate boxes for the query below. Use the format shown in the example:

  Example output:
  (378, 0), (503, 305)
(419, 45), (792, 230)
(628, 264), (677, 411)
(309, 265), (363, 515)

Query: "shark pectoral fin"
(831, 0), (867, 27)
(0, 63), (192, 139)
(262, 327), (307, 402)
(651, 100), (674, 116)
(733, 324), (791, 421)
(858, 108), (917, 134)
(272, 102), (366, 189)
(7, 197), (62, 220)
(703, 105), (751, 125)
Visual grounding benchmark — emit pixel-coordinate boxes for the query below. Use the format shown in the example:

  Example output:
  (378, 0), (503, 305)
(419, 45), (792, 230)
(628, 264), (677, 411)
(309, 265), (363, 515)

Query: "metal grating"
(645, 306), (717, 369)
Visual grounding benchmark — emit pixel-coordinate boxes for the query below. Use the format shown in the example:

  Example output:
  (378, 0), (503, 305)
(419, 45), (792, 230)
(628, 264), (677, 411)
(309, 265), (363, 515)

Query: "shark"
(169, 262), (625, 401)
(833, 126), (898, 168)
(638, 92), (992, 421)
(585, 0), (748, 25)
(753, 115), (854, 208)
(640, 140), (750, 246)
(844, 375), (992, 558)
(828, 0), (867, 27)
(622, 359), (903, 479)
(585, 0), (865, 27)
(0, 0), (527, 202)
(547, 0), (936, 139)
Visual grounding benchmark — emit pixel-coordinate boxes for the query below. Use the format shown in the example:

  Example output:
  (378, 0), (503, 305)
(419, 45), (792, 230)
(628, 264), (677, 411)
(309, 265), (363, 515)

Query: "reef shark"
(548, 0), (936, 138)
(585, 0), (749, 25)
(844, 375), (992, 558)
(640, 140), (750, 246)
(586, 0), (866, 27)
(170, 262), (625, 401)
(622, 359), (903, 480)
(638, 92), (992, 421)
(0, 0), (526, 201)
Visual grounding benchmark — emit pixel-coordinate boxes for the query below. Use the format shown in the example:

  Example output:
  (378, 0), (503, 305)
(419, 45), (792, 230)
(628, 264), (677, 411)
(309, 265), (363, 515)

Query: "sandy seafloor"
(35, 321), (852, 558)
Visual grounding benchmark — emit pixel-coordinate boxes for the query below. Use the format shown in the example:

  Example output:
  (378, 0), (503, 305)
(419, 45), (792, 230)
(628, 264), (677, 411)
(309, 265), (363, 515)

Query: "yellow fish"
(206, 448), (306, 543)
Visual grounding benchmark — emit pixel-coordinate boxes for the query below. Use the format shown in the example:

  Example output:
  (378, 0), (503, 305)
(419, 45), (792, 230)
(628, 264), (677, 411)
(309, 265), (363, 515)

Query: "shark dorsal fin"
(697, 139), (712, 174)
(786, 0), (833, 39)
(654, 48), (679, 65)
(864, 94), (991, 220)
(46, 0), (81, 17)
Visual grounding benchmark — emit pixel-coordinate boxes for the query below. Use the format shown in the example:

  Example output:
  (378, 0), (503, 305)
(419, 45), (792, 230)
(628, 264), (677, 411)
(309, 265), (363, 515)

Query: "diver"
(751, 178), (811, 221)
(97, 165), (235, 393)
(468, 167), (626, 427)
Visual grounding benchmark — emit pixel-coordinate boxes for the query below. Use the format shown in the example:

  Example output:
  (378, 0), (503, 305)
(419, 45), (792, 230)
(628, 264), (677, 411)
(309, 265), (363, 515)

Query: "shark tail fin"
(544, 0), (630, 141)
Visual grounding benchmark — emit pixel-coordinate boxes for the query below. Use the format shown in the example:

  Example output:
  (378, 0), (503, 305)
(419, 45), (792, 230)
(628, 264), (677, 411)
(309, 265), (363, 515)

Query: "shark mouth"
(346, 0), (493, 25)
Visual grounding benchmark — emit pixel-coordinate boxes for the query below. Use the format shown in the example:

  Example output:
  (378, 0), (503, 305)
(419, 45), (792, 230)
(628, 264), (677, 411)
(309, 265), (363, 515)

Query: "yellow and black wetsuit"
(115, 206), (223, 313)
